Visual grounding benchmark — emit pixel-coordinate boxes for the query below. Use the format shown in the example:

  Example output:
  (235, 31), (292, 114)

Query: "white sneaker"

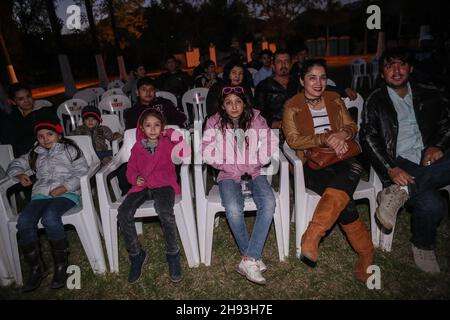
(411, 245), (440, 274)
(376, 184), (409, 233)
(257, 259), (267, 273)
(237, 258), (266, 285)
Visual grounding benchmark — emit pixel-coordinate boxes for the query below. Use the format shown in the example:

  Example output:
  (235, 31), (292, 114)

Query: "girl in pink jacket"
(117, 109), (187, 284)
(202, 86), (278, 285)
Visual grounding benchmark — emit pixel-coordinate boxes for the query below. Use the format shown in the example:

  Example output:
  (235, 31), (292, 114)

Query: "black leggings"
(304, 158), (363, 225)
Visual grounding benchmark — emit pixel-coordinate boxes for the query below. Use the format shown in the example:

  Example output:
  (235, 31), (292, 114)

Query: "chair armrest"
(112, 136), (123, 156)
(282, 142), (306, 194)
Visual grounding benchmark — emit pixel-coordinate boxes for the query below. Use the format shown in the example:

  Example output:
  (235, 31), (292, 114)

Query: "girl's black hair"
(300, 58), (328, 79)
(216, 88), (253, 135)
(138, 109), (166, 128)
(28, 137), (82, 172)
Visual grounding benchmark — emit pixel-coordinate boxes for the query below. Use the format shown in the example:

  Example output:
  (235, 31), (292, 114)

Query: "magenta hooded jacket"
(126, 123), (189, 195)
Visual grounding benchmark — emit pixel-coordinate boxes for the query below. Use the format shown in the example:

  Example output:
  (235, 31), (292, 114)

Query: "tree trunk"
(0, 81), (12, 114)
(45, 0), (76, 97)
(0, 0), (22, 83)
(375, 31), (385, 60)
(325, 24), (330, 56)
(107, 0), (127, 80)
(0, 29), (18, 83)
(84, 0), (109, 88)
(363, 28), (368, 54)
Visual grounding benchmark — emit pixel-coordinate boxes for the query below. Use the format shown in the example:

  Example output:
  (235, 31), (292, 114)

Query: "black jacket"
(254, 76), (300, 127)
(124, 97), (187, 130)
(360, 82), (450, 186)
(155, 71), (192, 101)
(0, 107), (56, 157)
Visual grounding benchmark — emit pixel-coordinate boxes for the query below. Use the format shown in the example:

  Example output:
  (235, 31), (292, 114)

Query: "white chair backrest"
(101, 114), (123, 134)
(181, 88), (209, 124)
(98, 95), (132, 128)
(247, 67), (258, 76)
(217, 72), (223, 79)
(33, 99), (53, 111)
(57, 99), (87, 135)
(73, 89), (98, 107)
(351, 58), (368, 76)
(156, 91), (178, 107)
(107, 80), (124, 89)
(326, 78), (337, 87)
(66, 135), (100, 166)
(101, 88), (126, 100)
(83, 87), (105, 106)
(0, 145), (14, 173)
(343, 93), (364, 128)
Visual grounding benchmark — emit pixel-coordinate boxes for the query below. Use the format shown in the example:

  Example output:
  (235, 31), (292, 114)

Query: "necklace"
(305, 96), (323, 106)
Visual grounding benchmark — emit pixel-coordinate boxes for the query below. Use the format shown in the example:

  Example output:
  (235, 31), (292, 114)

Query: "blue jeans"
(17, 198), (76, 245)
(218, 175), (276, 260)
(396, 150), (450, 249)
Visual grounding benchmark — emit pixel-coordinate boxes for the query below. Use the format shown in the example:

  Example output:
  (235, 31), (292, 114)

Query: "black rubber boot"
(49, 238), (69, 289)
(166, 251), (182, 282)
(20, 242), (49, 293)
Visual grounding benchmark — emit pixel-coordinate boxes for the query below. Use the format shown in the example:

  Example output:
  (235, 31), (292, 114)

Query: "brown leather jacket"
(282, 90), (357, 162)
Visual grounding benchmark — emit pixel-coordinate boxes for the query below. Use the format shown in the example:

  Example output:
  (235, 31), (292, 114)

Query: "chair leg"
(74, 220), (106, 274)
(273, 202), (285, 262)
(174, 207), (198, 268)
(204, 210), (217, 266)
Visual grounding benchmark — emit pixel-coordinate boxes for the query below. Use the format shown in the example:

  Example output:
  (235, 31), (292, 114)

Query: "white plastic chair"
(0, 237), (14, 286)
(350, 58), (372, 90)
(247, 68), (258, 77)
(0, 144), (20, 212)
(0, 135), (106, 285)
(95, 128), (200, 272)
(57, 99), (87, 135)
(101, 114), (123, 156)
(101, 88), (126, 101)
(194, 145), (290, 266)
(342, 93), (364, 138)
(326, 78), (337, 87)
(181, 88), (209, 125)
(156, 90), (178, 108)
(107, 80), (124, 90)
(73, 89), (98, 107)
(98, 95), (131, 129)
(283, 142), (382, 257)
(82, 87), (105, 106)
(33, 99), (53, 111)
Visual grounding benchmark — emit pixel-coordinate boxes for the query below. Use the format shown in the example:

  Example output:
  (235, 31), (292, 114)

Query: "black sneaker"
(128, 249), (148, 284)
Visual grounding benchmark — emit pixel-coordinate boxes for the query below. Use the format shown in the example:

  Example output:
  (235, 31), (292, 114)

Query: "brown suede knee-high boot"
(341, 217), (374, 282)
(300, 187), (350, 267)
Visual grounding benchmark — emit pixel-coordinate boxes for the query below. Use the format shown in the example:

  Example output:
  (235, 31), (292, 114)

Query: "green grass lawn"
(1, 199), (449, 300)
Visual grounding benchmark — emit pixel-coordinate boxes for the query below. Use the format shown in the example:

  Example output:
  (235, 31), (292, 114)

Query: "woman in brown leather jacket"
(282, 59), (374, 283)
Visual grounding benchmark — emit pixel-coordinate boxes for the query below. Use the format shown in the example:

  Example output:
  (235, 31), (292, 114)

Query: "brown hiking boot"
(341, 218), (375, 282)
(375, 185), (408, 234)
(300, 188), (350, 268)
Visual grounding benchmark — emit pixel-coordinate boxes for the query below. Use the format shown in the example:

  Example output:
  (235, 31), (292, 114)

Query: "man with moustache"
(360, 47), (450, 274)
(255, 49), (299, 129)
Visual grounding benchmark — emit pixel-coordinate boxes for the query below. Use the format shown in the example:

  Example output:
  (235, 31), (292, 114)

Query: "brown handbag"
(306, 140), (362, 170)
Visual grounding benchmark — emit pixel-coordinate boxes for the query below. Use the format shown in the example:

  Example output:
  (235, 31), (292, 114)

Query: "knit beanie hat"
(82, 105), (102, 123)
(33, 111), (63, 135)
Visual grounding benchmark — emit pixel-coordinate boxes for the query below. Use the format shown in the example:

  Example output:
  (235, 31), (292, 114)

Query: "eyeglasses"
(222, 86), (244, 95)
